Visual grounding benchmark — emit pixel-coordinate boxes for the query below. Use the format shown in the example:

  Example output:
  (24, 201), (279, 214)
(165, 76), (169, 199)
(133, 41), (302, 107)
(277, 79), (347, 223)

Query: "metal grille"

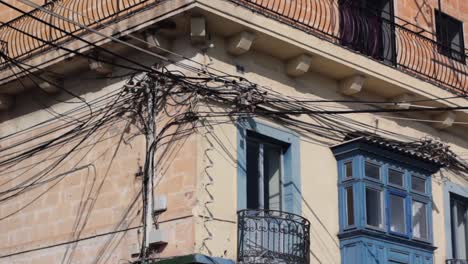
(237, 209), (311, 264)
(0, 0), (153, 62)
(229, 0), (468, 94)
(0, 40), (7, 64)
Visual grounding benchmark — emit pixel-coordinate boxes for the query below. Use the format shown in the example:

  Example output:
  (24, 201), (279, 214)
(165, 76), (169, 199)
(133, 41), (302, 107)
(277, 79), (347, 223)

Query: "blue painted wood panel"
(341, 236), (433, 264)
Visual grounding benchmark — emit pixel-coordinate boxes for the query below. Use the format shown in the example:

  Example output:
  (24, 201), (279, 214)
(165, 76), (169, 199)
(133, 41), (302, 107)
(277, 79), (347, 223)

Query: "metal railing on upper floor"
(237, 209), (311, 264)
(1, 0), (468, 94)
(0, 0), (153, 63)
(228, 0), (468, 94)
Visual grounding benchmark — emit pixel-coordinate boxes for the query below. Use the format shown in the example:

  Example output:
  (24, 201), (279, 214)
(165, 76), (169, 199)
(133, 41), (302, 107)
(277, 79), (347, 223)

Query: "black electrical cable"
(0, 88), (128, 203)
(2, 50), (468, 264)
(0, 226), (142, 259)
(0, 78), (140, 143)
(0, 1), (151, 75)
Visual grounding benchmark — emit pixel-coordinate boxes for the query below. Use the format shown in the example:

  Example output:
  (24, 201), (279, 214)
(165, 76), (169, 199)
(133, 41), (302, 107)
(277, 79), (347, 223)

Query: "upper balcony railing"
(229, 0), (468, 94)
(0, 0), (153, 64)
(2, 0), (467, 94)
(237, 209), (311, 264)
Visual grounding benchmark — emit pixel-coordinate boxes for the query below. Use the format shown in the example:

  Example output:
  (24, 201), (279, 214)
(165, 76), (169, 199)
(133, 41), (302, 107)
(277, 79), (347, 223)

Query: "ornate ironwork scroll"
(229, 0), (468, 94)
(238, 209), (311, 264)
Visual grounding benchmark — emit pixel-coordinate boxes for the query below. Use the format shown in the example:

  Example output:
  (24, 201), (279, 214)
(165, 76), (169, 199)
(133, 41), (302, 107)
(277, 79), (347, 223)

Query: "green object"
(148, 254), (235, 264)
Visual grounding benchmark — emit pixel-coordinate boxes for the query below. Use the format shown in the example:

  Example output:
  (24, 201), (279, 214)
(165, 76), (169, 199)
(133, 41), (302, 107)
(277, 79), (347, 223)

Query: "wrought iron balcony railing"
(2, 0), (467, 94)
(0, 0), (153, 63)
(237, 209), (311, 264)
(229, 0), (468, 94)
(447, 260), (468, 264)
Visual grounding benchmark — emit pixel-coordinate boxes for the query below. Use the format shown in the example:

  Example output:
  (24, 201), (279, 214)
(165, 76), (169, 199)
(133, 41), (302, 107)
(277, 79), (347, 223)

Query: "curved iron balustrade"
(2, 0), (467, 93)
(0, 0), (152, 63)
(229, 0), (468, 94)
(237, 209), (311, 264)
(0, 40), (6, 64)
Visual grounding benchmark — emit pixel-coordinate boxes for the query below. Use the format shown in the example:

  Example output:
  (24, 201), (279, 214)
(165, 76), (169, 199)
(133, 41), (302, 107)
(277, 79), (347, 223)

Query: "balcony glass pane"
(346, 187), (355, 226)
(344, 161), (353, 179)
(365, 161), (381, 180)
(388, 169), (404, 187)
(366, 188), (383, 228)
(412, 200), (428, 240)
(389, 194), (406, 234)
(411, 176), (426, 193)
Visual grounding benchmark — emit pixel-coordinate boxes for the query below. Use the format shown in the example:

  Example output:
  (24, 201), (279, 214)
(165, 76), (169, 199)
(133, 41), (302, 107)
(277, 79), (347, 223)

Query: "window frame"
(364, 159), (383, 183)
(343, 184), (357, 230)
(411, 197), (431, 243)
(387, 189), (410, 238)
(444, 182), (468, 260)
(237, 119), (301, 215)
(435, 10), (466, 63)
(387, 166), (405, 190)
(337, 154), (433, 244)
(364, 184), (385, 231)
(410, 173), (428, 196)
(343, 159), (354, 181)
(245, 134), (286, 211)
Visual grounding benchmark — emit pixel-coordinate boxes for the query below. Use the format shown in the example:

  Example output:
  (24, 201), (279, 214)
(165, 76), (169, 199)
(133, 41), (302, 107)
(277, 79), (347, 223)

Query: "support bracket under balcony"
(339, 75), (366, 95)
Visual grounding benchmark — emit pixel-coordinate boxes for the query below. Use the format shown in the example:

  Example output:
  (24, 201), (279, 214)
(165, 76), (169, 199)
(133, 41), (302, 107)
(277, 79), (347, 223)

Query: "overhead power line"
(14, 0), (205, 76)
(0, 1), (151, 73)
(0, 226), (142, 259)
(2, 3), (468, 263)
(2, 0), (465, 113)
(46, 0), (468, 108)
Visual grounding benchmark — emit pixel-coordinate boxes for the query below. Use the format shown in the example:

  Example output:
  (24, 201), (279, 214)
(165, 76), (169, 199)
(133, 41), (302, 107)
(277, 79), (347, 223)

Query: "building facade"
(1, 0), (468, 264)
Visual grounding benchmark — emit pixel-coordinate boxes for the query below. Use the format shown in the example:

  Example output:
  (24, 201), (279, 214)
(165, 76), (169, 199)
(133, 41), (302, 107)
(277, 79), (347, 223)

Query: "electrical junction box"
(153, 195), (167, 214)
(148, 228), (168, 245)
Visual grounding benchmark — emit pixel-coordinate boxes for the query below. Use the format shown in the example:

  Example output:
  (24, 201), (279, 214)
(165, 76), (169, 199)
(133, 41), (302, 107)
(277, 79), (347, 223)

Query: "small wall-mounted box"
(148, 228), (168, 245)
(153, 195), (167, 214)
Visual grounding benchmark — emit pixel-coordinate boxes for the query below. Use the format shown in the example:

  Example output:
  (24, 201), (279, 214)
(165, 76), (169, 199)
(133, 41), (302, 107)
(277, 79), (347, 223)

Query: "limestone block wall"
(180, 34), (468, 264)
(1, 12), (468, 264)
(0, 50), (200, 263)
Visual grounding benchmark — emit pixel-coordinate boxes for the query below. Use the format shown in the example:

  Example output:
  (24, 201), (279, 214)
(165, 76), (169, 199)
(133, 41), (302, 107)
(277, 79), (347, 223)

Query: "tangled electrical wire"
(2, 62), (468, 262)
(124, 66), (468, 179)
(2, 0), (468, 262)
(117, 65), (468, 260)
